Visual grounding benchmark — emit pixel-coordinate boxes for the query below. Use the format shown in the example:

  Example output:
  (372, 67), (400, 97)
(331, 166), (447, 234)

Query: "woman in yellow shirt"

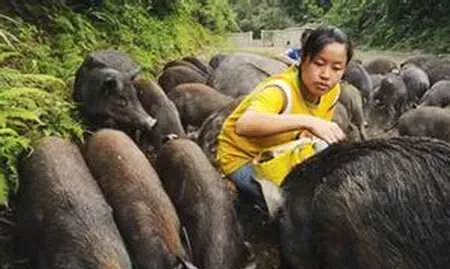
(216, 26), (353, 206)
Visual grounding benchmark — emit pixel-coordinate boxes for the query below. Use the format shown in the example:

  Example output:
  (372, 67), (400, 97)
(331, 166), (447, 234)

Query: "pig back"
(196, 97), (244, 167)
(17, 136), (131, 269)
(168, 83), (233, 128)
(135, 78), (185, 149)
(156, 138), (254, 269)
(343, 60), (373, 100)
(280, 137), (450, 269)
(207, 53), (287, 97)
(83, 129), (189, 269)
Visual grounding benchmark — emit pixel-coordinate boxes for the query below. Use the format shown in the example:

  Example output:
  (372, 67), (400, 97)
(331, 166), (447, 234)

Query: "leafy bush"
(0, 71), (84, 206)
(230, 1), (297, 37)
(0, 1), (223, 207)
(188, 0), (239, 33)
(323, 0), (450, 53)
(228, 0), (449, 53)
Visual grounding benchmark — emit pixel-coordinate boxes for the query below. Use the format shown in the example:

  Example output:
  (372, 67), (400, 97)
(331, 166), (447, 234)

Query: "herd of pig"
(73, 49), (450, 154)
(340, 54), (450, 143)
(15, 49), (450, 269)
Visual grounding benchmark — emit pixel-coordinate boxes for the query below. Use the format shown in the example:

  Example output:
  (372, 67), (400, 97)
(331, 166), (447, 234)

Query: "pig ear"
(125, 67), (141, 81)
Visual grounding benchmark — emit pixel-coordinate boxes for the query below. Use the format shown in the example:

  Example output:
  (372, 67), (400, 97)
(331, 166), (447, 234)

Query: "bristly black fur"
(280, 136), (450, 269)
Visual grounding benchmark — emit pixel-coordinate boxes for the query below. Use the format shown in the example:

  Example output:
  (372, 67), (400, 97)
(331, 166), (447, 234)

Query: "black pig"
(398, 106), (450, 142)
(73, 63), (157, 132)
(156, 138), (255, 269)
(134, 78), (185, 149)
(83, 129), (194, 269)
(168, 83), (233, 129)
(16, 136), (132, 269)
(279, 136), (450, 269)
(419, 80), (450, 107)
(400, 63), (430, 102)
(158, 66), (208, 94)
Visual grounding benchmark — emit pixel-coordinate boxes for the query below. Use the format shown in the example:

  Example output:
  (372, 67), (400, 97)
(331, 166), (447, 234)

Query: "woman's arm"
(235, 110), (314, 136)
(235, 110), (345, 143)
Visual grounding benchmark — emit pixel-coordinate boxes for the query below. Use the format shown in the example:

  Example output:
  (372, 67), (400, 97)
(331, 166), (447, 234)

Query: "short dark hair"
(300, 28), (312, 45)
(301, 26), (353, 64)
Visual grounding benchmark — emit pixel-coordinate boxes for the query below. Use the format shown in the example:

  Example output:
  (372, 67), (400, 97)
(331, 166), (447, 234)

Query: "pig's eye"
(102, 77), (118, 94)
(118, 97), (128, 107)
(114, 84), (124, 93)
(373, 97), (385, 108)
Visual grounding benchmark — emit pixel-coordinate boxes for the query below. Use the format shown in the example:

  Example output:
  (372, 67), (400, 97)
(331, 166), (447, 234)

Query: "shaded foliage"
(188, 0), (239, 32)
(0, 72), (83, 206)
(323, 0), (450, 53)
(230, 0), (298, 37)
(229, 0), (449, 53)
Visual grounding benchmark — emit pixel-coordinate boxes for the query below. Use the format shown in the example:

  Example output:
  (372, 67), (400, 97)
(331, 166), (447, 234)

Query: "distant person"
(283, 28), (313, 64)
(284, 47), (301, 63)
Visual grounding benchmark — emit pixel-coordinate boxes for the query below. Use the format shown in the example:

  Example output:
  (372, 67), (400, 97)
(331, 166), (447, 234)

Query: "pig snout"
(132, 105), (158, 132)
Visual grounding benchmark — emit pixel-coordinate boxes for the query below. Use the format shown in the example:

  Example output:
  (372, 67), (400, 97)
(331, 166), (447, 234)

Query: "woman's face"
(300, 42), (348, 98)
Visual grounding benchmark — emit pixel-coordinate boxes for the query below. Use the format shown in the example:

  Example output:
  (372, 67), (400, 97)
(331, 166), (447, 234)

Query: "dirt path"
(218, 46), (424, 64)
(354, 49), (421, 63)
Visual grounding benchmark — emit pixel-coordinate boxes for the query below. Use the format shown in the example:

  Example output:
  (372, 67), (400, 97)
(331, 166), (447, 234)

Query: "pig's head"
(78, 67), (157, 132)
(365, 74), (409, 135)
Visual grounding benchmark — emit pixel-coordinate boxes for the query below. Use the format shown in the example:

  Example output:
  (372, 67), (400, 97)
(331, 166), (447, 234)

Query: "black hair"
(300, 25), (353, 64)
(300, 28), (313, 45)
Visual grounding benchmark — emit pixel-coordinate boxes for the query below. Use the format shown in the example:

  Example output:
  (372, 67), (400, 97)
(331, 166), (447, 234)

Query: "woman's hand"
(235, 110), (345, 143)
(305, 117), (345, 144)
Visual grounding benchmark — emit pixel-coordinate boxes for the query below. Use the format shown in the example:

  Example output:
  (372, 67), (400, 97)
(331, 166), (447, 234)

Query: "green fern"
(0, 84), (83, 206)
(0, 107), (42, 125)
(0, 172), (8, 207)
(0, 128), (30, 202)
(0, 14), (20, 25)
(0, 86), (52, 98)
(0, 52), (21, 63)
(0, 72), (67, 95)
(0, 29), (19, 49)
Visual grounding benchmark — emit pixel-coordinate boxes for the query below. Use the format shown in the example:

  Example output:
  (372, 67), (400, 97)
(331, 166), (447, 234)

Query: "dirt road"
(218, 46), (427, 64)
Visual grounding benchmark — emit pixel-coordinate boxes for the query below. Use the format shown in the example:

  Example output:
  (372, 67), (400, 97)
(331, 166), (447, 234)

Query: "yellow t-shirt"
(216, 65), (340, 175)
